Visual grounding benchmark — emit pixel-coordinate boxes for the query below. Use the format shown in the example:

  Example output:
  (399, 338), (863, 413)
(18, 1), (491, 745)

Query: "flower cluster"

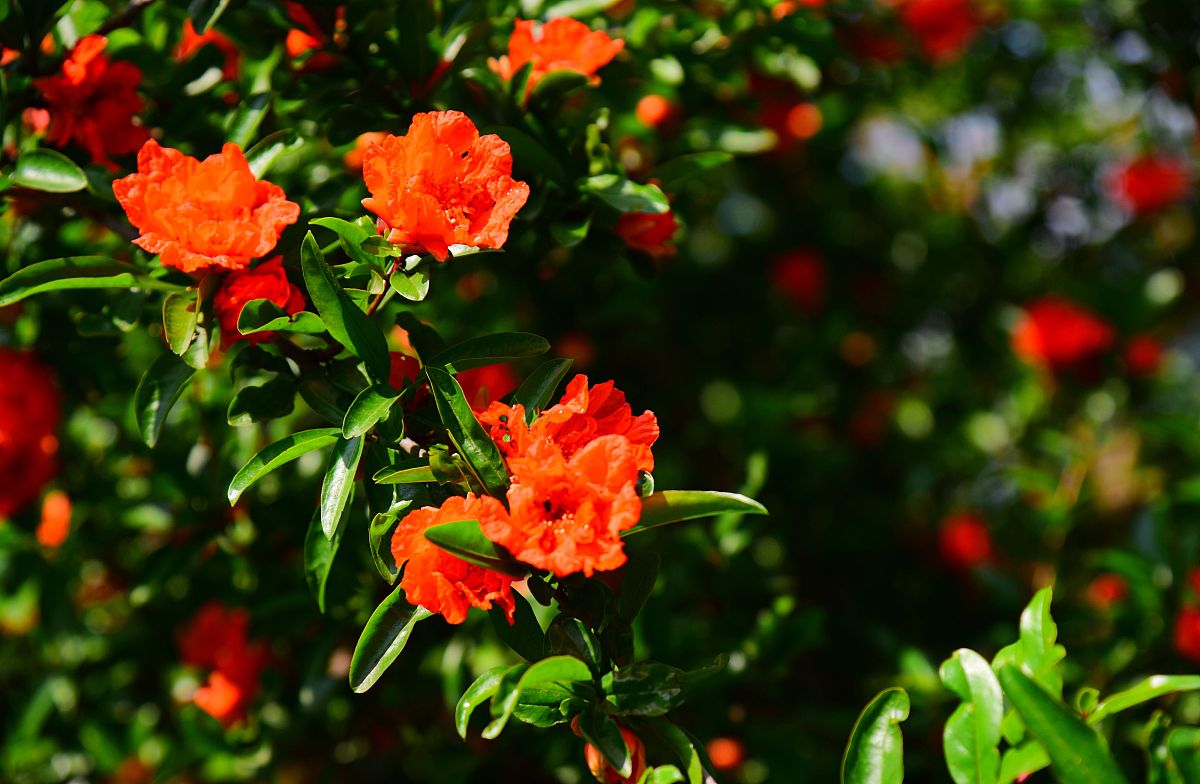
(177, 603), (268, 727)
(0, 349), (60, 520)
(488, 18), (624, 92)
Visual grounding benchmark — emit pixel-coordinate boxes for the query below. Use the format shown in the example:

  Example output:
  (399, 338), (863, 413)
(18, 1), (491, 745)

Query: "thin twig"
(97, 0), (160, 36)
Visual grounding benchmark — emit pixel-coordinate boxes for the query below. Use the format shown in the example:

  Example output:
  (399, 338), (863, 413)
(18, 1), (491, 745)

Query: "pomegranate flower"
(489, 18), (624, 92)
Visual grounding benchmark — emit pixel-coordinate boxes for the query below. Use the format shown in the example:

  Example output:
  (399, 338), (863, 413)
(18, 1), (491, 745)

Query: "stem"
(98, 0), (159, 36)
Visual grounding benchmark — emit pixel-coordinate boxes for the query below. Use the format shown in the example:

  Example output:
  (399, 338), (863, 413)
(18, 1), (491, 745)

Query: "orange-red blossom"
(489, 18), (624, 92)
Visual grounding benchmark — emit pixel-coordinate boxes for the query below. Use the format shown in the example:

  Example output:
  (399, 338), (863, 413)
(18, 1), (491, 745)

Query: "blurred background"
(5, 0), (1200, 781)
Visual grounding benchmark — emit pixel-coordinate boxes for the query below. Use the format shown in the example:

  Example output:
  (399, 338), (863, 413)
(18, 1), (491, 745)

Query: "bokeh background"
(5, 0), (1200, 781)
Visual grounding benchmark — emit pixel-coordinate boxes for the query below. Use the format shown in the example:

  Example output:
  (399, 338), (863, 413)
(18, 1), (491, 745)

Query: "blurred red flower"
(585, 722), (647, 784)
(388, 352), (421, 390)
(36, 490), (71, 548)
(175, 20), (241, 81)
(178, 603), (268, 726)
(0, 349), (60, 520)
(707, 737), (746, 771)
(1107, 155), (1190, 214)
(33, 35), (148, 170)
(938, 513), (992, 569)
(284, 2), (343, 71)
(1012, 297), (1115, 371)
(615, 210), (679, 259)
(490, 435), (642, 577)
(114, 140), (300, 274)
(489, 18), (624, 92)
(457, 364), (519, 411)
(897, 0), (980, 64)
(361, 111), (530, 261)
(391, 494), (517, 624)
(213, 257), (307, 346)
(1175, 608), (1200, 663)
(1124, 334), (1164, 377)
(1086, 573), (1128, 609)
(772, 248), (827, 315)
(636, 94), (680, 130)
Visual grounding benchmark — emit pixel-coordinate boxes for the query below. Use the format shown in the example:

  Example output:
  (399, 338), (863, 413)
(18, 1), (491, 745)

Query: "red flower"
(771, 248), (827, 315)
(175, 20), (241, 81)
(706, 738), (746, 771)
(938, 513), (992, 569)
(178, 603), (268, 727)
(36, 490), (71, 548)
(488, 18), (624, 92)
(391, 494), (517, 624)
(114, 140), (300, 274)
(388, 352), (422, 390)
(1176, 608), (1200, 664)
(1012, 297), (1115, 371)
(584, 723), (647, 784)
(488, 435), (642, 577)
(360, 111), (530, 261)
(636, 95), (680, 130)
(33, 35), (148, 170)
(1107, 155), (1190, 214)
(344, 131), (388, 170)
(284, 2), (343, 71)
(615, 210), (679, 259)
(1124, 334), (1164, 377)
(531, 374), (658, 472)
(457, 364), (519, 411)
(0, 349), (60, 520)
(897, 0), (980, 64)
(1086, 573), (1128, 609)
(212, 257), (306, 346)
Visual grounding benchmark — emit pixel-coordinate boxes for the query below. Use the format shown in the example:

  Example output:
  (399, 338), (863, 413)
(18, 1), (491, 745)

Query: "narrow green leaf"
(348, 586), (433, 692)
(997, 742), (1049, 784)
(227, 376), (296, 426)
(12, 149), (86, 192)
(225, 93), (270, 149)
(237, 298), (326, 335)
(163, 290), (200, 355)
(513, 358), (573, 423)
(304, 506), (345, 613)
(1088, 676), (1200, 725)
(311, 217), (379, 269)
(605, 663), (685, 717)
(636, 718), (706, 784)
(997, 666), (1128, 784)
(389, 268), (430, 302)
(625, 491), (768, 537)
(841, 688), (909, 784)
(368, 511), (402, 585)
(456, 666), (508, 739)
(320, 435), (364, 540)
(0, 257), (144, 306)
(134, 354), (196, 448)
(578, 707), (632, 777)
(430, 332), (551, 374)
(372, 460), (435, 485)
(940, 649), (1003, 784)
(642, 767), (686, 784)
(188, 0), (232, 32)
(426, 367), (510, 497)
(342, 384), (400, 438)
(489, 656), (594, 740)
(617, 551), (660, 622)
(395, 312), (446, 360)
(301, 231), (390, 380)
(491, 592), (543, 662)
(244, 129), (302, 179)
(582, 174), (670, 214)
(483, 663), (531, 740)
(650, 152), (733, 192)
(227, 427), (340, 504)
(529, 69), (590, 106)
(423, 519), (527, 578)
(546, 614), (603, 673)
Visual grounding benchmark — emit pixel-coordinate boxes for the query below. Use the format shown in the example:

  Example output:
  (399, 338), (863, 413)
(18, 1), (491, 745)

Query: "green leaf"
(372, 460), (435, 485)
(342, 384), (400, 438)
(604, 663), (685, 717)
(456, 666), (508, 739)
(550, 213), (591, 248)
(244, 129), (302, 179)
(485, 125), (570, 185)
(997, 742), (1049, 784)
(546, 615), (603, 673)
(1088, 676), (1200, 725)
(582, 174), (670, 214)
(513, 358), (574, 423)
(227, 377), (296, 426)
(617, 551), (659, 622)
(422, 519), (527, 578)
(940, 649), (1003, 784)
(12, 149), (87, 192)
(578, 706), (632, 778)
(996, 666), (1128, 784)
(389, 268), (430, 302)
(237, 299), (326, 335)
(320, 435), (364, 540)
(0, 257), (146, 306)
(529, 69), (590, 106)
(636, 718), (706, 784)
(301, 231), (390, 380)
(225, 93), (270, 149)
(348, 586), (433, 693)
(188, 0), (232, 32)
(841, 688), (909, 784)
(483, 656), (593, 739)
(483, 663), (531, 740)
(395, 312), (446, 360)
(650, 152), (733, 192)
(491, 592), (544, 662)
(641, 767), (686, 784)
(134, 354), (196, 448)
(368, 511), (402, 585)
(304, 507), (345, 613)
(426, 367), (510, 497)
(227, 428), (341, 504)
(163, 290), (200, 356)
(311, 217), (380, 269)
(430, 333), (551, 373)
(625, 491), (768, 537)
